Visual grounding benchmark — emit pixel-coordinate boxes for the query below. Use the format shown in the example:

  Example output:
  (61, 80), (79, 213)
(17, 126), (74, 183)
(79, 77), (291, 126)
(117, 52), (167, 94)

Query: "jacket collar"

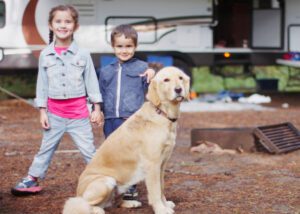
(44, 40), (79, 56)
(110, 57), (138, 66)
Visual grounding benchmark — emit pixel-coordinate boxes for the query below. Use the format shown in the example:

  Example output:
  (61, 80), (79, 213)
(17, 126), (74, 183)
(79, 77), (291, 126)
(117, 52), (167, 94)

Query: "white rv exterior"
(0, 0), (300, 71)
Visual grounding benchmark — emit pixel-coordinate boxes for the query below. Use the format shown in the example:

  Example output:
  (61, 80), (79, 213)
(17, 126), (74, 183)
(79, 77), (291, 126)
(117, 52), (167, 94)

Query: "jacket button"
(62, 83), (65, 86)
(64, 94), (66, 97)
(62, 73), (65, 76)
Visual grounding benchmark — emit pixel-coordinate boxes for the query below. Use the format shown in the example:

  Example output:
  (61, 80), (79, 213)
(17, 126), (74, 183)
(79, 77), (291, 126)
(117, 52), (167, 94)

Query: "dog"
(63, 66), (190, 214)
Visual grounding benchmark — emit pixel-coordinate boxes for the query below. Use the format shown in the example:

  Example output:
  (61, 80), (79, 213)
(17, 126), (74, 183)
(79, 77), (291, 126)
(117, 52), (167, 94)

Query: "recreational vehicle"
(0, 0), (299, 73)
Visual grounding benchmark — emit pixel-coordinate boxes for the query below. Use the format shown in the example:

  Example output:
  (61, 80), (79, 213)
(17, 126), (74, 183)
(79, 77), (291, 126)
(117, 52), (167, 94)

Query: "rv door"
(251, 0), (284, 49)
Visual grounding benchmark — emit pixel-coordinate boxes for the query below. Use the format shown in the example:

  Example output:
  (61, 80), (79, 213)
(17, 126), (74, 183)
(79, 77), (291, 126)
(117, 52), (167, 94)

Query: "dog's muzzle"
(174, 87), (184, 102)
(175, 96), (184, 102)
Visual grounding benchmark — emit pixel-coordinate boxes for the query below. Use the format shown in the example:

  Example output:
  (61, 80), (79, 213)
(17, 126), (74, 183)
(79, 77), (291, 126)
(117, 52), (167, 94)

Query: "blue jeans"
(28, 112), (96, 179)
(103, 118), (126, 138)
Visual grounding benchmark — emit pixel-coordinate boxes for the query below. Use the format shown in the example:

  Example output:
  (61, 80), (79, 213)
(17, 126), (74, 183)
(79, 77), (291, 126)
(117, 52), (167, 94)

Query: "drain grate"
(254, 122), (300, 154)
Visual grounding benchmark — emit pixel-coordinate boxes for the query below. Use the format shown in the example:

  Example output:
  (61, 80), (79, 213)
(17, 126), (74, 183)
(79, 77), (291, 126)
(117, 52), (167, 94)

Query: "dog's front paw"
(154, 203), (174, 214)
(165, 201), (175, 209)
(91, 206), (105, 214)
(120, 200), (142, 208)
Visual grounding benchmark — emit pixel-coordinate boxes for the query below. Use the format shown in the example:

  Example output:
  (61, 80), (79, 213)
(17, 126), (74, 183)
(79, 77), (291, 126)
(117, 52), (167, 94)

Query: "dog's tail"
(62, 197), (91, 214)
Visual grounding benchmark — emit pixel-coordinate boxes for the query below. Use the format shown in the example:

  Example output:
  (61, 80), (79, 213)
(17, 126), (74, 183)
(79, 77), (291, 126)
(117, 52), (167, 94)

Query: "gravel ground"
(0, 94), (300, 214)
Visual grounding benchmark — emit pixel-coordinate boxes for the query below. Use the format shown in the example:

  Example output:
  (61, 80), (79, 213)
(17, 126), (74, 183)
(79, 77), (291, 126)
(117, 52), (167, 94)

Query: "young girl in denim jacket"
(11, 5), (103, 196)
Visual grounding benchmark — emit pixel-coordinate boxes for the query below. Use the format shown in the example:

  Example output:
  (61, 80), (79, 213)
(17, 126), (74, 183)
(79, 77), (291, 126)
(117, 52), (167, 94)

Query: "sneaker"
(122, 185), (138, 201)
(11, 175), (42, 196)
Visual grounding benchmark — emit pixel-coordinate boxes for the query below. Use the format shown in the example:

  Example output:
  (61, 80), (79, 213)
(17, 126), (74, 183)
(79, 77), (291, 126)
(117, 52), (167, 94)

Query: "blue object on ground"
(217, 90), (244, 101)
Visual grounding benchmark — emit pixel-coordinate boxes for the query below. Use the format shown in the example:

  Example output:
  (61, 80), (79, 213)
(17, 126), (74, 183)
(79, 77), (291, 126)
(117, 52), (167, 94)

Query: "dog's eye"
(179, 76), (183, 80)
(164, 78), (170, 82)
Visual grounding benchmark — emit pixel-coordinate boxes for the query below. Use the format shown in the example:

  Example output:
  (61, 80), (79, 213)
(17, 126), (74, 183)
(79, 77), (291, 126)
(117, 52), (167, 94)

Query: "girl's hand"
(140, 68), (155, 83)
(39, 108), (50, 129)
(90, 104), (104, 126)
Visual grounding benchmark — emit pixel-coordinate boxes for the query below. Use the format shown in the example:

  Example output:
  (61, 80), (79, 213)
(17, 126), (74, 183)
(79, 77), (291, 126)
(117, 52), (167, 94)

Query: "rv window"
(253, 0), (281, 9)
(105, 16), (157, 44)
(0, 1), (5, 28)
(0, 48), (3, 62)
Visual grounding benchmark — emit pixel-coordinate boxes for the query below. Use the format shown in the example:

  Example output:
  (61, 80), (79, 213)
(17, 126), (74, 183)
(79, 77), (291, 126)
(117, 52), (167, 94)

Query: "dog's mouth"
(174, 96), (184, 102)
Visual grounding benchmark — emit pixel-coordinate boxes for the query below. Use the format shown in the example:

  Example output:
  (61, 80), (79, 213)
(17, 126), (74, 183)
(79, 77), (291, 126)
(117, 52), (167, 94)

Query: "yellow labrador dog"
(63, 66), (190, 214)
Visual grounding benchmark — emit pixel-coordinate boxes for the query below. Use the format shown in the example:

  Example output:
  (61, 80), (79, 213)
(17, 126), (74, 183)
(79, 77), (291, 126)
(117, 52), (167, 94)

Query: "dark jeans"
(103, 118), (126, 138)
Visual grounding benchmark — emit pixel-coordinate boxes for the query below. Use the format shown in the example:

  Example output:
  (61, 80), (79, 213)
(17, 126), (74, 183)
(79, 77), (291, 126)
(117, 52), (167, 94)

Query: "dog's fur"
(63, 66), (190, 214)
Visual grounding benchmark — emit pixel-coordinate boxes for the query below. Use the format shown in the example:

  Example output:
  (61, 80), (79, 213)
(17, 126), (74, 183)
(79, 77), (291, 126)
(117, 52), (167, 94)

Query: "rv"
(0, 0), (300, 74)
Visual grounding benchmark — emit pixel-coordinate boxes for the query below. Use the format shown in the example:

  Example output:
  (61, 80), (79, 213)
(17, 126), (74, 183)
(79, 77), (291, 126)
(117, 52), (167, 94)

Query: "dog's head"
(146, 66), (190, 106)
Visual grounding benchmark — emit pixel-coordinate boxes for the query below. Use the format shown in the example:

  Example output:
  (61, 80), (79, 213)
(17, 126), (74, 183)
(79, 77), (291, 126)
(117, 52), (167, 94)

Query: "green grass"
(0, 74), (36, 99)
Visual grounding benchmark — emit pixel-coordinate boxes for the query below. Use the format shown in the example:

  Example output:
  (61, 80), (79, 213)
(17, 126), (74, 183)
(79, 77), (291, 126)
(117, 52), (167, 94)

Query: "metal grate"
(254, 122), (300, 154)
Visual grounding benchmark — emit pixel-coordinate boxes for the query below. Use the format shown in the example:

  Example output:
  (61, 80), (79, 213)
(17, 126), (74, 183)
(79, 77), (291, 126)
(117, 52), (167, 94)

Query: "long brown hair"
(48, 5), (79, 44)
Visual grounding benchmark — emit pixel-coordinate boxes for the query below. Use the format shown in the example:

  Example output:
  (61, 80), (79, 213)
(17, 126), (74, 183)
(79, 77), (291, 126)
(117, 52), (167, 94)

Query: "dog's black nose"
(175, 88), (182, 94)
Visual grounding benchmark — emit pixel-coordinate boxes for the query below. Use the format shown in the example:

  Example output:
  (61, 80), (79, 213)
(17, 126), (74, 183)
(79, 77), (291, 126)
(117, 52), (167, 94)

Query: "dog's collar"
(150, 103), (178, 122)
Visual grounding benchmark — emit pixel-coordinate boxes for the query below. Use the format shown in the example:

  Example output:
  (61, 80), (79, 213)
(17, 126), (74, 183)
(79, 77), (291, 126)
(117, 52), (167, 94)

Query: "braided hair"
(49, 31), (54, 44)
(48, 5), (79, 44)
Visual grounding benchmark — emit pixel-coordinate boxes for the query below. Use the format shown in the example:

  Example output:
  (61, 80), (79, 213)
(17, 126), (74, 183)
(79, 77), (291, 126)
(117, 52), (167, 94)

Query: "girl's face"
(112, 34), (136, 62)
(49, 10), (78, 45)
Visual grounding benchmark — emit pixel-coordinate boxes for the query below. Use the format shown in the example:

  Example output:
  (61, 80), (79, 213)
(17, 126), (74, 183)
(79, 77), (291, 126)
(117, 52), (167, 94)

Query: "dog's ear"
(182, 72), (190, 100)
(146, 79), (160, 106)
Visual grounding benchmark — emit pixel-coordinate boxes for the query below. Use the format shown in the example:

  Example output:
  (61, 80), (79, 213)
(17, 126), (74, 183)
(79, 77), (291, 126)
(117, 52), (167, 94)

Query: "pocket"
(126, 73), (140, 78)
(43, 60), (57, 70)
(71, 59), (87, 84)
(125, 74), (142, 88)
(71, 59), (86, 71)
(43, 60), (58, 80)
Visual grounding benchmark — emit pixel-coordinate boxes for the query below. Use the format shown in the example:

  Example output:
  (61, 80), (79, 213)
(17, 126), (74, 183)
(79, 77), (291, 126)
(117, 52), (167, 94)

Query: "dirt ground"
(1, 94), (300, 214)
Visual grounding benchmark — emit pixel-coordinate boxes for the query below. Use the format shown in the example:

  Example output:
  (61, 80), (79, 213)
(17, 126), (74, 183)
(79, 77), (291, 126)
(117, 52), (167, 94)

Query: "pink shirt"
(54, 46), (68, 55)
(47, 47), (89, 119)
(48, 96), (89, 119)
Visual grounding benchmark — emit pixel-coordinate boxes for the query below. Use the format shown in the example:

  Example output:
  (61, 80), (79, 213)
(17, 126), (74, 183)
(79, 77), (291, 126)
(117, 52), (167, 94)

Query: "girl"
(11, 5), (103, 196)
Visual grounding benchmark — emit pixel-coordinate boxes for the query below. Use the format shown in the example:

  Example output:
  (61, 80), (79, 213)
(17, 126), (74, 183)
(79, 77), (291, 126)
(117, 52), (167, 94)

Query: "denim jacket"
(35, 41), (102, 108)
(98, 58), (148, 119)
